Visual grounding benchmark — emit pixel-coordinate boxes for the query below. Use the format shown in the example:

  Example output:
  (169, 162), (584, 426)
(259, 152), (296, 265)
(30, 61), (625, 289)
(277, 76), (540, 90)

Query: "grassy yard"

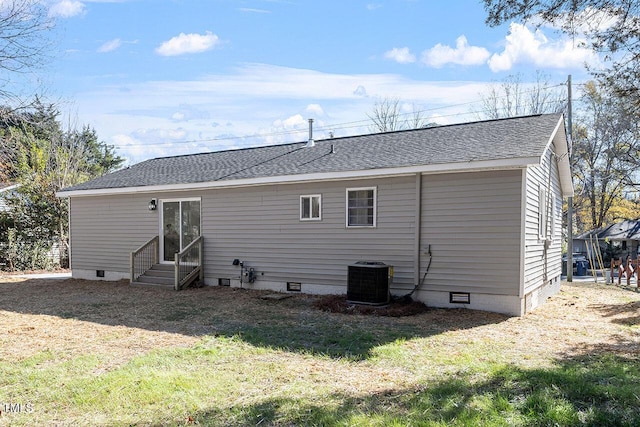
(0, 277), (638, 426)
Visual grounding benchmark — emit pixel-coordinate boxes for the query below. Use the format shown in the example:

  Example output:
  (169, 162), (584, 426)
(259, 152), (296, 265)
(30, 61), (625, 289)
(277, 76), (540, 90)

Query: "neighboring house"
(0, 183), (20, 212)
(57, 113), (573, 316)
(574, 220), (640, 261)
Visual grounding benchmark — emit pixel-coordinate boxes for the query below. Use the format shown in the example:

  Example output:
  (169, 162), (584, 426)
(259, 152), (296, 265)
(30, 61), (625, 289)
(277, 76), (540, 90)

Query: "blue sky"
(40, 0), (597, 164)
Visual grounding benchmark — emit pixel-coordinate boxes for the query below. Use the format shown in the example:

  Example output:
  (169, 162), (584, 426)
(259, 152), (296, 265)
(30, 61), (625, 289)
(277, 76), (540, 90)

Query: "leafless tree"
(571, 81), (639, 230)
(483, 0), (640, 113)
(368, 97), (431, 133)
(0, 1), (53, 104)
(477, 71), (566, 120)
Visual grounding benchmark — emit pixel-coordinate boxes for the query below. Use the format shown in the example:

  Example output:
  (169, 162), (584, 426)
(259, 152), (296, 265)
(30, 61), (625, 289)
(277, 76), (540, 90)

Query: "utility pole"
(567, 75), (573, 282)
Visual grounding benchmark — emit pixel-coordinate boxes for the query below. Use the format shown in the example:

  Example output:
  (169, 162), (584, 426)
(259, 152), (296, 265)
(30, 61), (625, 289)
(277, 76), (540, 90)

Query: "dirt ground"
(0, 276), (638, 368)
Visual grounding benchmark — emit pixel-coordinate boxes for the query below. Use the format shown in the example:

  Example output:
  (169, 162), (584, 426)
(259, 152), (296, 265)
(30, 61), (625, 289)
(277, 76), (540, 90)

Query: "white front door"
(160, 198), (201, 262)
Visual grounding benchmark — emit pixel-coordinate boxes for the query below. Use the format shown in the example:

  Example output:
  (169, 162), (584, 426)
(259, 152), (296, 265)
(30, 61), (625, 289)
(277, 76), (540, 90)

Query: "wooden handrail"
(174, 235), (203, 290)
(177, 235), (202, 258)
(130, 236), (159, 283)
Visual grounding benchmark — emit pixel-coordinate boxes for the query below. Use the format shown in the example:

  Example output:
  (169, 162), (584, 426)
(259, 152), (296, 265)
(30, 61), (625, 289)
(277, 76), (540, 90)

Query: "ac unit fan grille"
(347, 263), (390, 305)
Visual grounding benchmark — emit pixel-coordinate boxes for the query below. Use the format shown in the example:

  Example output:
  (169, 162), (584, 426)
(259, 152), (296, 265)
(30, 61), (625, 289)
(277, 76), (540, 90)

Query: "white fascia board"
(57, 156), (540, 198)
(543, 115), (573, 197)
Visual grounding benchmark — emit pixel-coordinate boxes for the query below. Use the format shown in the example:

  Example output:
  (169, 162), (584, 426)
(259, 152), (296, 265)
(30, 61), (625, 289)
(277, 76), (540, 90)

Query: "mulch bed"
(313, 294), (429, 316)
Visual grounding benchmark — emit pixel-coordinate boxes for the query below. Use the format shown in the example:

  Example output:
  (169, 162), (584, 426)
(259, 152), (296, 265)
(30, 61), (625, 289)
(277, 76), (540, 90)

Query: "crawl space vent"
(450, 292), (471, 304)
(287, 282), (302, 292)
(347, 261), (392, 305)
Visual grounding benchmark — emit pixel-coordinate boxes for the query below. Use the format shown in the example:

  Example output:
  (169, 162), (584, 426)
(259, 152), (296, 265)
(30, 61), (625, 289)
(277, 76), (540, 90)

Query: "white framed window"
(346, 187), (376, 228)
(300, 195), (321, 221)
(538, 185), (547, 240)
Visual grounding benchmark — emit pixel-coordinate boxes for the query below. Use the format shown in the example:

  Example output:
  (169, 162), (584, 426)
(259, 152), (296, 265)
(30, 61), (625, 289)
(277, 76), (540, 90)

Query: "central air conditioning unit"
(347, 261), (393, 305)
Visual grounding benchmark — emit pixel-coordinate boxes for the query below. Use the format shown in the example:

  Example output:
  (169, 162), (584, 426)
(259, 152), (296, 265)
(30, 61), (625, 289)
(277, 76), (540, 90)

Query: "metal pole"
(567, 74), (573, 282)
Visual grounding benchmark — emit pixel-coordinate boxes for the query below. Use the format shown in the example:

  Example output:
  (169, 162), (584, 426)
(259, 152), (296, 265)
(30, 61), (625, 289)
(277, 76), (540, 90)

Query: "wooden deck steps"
(131, 264), (175, 289)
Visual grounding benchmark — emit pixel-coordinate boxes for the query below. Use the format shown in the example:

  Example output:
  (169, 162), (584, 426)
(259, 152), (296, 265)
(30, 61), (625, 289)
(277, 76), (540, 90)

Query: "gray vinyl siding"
(419, 170), (522, 295)
(69, 194), (159, 272)
(523, 147), (563, 294)
(70, 176), (417, 289)
(203, 176), (416, 289)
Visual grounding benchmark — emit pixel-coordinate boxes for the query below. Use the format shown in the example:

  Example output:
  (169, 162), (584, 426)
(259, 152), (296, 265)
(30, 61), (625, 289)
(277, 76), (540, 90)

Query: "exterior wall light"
(148, 199), (157, 211)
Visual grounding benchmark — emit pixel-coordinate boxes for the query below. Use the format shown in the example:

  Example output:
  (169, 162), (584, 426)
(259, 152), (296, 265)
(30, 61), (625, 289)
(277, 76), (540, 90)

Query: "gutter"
(57, 157), (541, 198)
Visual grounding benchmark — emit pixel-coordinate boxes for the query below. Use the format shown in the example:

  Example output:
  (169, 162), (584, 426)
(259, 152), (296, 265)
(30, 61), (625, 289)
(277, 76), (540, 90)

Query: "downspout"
(67, 198), (72, 271)
(414, 173), (422, 288)
(519, 168), (527, 302)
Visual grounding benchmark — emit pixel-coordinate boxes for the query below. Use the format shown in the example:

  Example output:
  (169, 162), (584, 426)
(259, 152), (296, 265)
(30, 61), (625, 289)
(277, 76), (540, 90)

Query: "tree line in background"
(0, 1), (124, 271)
(1, 0), (638, 270)
(0, 100), (123, 270)
(371, 0), (640, 233)
(482, 0), (640, 232)
(368, 72), (640, 233)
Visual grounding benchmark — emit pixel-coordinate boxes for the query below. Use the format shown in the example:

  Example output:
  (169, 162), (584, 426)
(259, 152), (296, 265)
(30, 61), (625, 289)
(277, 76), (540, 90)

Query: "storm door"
(160, 199), (201, 262)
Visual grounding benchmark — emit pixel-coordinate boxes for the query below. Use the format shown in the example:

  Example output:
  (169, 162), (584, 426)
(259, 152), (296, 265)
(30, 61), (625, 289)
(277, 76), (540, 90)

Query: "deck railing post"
(130, 251), (135, 283)
(130, 235), (160, 284)
(199, 238), (204, 282)
(174, 253), (180, 291)
(154, 236), (159, 264)
(173, 235), (202, 291)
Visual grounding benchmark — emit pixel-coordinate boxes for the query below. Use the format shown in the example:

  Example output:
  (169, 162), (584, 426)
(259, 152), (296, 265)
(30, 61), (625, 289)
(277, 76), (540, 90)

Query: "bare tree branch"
(368, 97), (432, 133)
(483, 0), (640, 111)
(477, 71), (566, 120)
(0, 1), (54, 102)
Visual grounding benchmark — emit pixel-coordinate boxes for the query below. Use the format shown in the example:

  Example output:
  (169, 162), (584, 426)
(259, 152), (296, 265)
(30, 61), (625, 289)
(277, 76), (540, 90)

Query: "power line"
(113, 82), (568, 150)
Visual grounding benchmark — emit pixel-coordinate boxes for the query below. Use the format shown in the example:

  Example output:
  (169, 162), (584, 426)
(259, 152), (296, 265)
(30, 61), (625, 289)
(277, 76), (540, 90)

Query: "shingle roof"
(575, 220), (640, 241)
(61, 113), (565, 193)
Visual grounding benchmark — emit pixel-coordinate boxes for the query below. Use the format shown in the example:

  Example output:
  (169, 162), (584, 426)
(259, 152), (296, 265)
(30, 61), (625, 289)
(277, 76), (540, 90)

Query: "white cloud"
(74, 64), (506, 163)
(133, 127), (189, 141)
(535, 6), (617, 35)
(48, 0), (85, 18)
(273, 114), (306, 130)
(422, 35), (490, 68)
(155, 31), (221, 56)
(384, 47), (416, 64)
(488, 23), (598, 72)
(353, 85), (368, 97)
(367, 3), (382, 11)
(238, 8), (270, 14)
(305, 104), (324, 116)
(97, 38), (121, 53)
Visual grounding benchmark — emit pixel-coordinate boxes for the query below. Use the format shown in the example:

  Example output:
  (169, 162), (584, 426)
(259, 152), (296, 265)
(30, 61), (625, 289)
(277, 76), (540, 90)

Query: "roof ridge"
(58, 113), (567, 195)
(321, 112), (561, 142)
(137, 113), (563, 165)
(145, 140), (306, 163)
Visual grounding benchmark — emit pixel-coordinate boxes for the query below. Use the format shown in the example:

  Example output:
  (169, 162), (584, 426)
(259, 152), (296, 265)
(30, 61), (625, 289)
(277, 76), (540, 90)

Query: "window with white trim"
(300, 195), (321, 221)
(346, 187), (376, 227)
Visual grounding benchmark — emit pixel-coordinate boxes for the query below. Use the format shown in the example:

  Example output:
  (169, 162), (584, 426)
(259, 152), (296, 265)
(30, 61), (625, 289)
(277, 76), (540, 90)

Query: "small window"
(300, 195), (321, 221)
(346, 187), (376, 227)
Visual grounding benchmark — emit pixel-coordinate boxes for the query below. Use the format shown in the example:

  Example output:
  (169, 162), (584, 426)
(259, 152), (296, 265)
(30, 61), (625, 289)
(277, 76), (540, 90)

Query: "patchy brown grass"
(0, 276), (638, 426)
(0, 276), (637, 366)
